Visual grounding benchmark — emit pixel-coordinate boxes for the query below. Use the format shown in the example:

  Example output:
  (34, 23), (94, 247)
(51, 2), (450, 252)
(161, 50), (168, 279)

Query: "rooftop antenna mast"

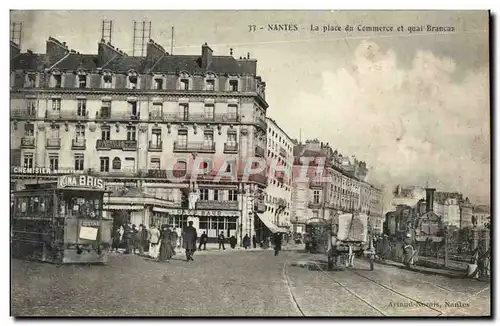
(170, 26), (174, 54)
(10, 22), (22, 47)
(101, 20), (113, 43)
(132, 20), (151, 56)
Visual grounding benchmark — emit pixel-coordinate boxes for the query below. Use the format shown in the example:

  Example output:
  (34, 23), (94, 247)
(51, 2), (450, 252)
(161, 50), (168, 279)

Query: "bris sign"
(58, 175), (105, 190)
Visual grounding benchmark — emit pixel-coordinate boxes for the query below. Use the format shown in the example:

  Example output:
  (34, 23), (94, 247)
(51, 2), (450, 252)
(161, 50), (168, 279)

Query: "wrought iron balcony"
(149, 111), (164, 121)
(96, 111), (140, 121)
(21, 136), (35, 149)
(88, 168), (139, 177)
(255, 145), (265, 158)
(11, 109), (37, 120)
(163, 112), (240, 123)
(96, 139), (138, 151)
(46, 138), (61, 149)
(279, 147), (287, 157)
(173, 141), (216, 153)
(71, 138), (86, 150)
(45, 110), (61, 120)
(223, 142), (238, 153)
(148, 140), (163, 152)
(196, 200), (239, 210)
(146, 169), (187, 179)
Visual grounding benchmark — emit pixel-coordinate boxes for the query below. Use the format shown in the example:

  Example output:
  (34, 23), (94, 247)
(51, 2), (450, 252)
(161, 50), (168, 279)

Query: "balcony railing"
(46, 138), (61, 149)
(279, 147), (287, 157)
(223, 142), (238, 153)
(21, 136), (36, 148)
(88, 168), (139, 177)
(162, 113), (240, 123)
(308, 201), (322, 209)
(196, 200), (239, 210)
(148, 140), (163, 152)
(173, 141), (216, 153)
(255, 145), (265, 158)
(45, 111), (61, 120)
(149, 111), (163, 121)
(11, 109), (37, 119)
(309, 181), (324, 188)
(72, 138), (86, 150)
(96, 111), (140, 121)
(96, 139), (138, 151)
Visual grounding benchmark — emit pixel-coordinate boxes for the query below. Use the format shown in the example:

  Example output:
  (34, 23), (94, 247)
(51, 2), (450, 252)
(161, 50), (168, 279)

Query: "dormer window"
(25, 74), (37, 88)
(78, 75), (87, 89)
(51, 72), (62, 88)
(229, 79), (239, 92)
(205, 79), (215, 91)
(129, 75), (138, 89)
(102, 71), (113, 88)
(154, 78), (163, 90)
(180, 78), (189, 90)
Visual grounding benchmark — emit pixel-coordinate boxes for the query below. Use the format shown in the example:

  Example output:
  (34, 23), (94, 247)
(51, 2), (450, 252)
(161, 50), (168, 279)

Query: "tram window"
(61, 195), (101, 219)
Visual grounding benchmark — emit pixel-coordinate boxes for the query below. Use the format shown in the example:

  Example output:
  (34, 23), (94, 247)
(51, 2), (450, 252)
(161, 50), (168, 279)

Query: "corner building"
(10, 36), (269, 243)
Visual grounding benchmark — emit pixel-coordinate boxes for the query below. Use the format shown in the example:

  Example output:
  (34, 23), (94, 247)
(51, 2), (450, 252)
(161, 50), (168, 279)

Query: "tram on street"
(11, 174), (113, 264)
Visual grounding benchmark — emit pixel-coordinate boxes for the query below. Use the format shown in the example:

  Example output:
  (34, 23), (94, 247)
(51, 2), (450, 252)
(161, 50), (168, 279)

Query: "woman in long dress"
(165, 228), (174, 260)
(158, 225), (168, 262)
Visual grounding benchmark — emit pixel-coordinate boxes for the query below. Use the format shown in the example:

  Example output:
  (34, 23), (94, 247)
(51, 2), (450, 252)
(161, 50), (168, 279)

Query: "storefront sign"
(58, 175), (105, 190)
(174, 209), (239, 217)
(11, 166), (79, 175)
(81, 220), (100, 227)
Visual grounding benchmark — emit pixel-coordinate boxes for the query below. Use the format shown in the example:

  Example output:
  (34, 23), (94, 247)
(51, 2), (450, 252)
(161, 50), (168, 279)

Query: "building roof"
(11, 53), (48, 71)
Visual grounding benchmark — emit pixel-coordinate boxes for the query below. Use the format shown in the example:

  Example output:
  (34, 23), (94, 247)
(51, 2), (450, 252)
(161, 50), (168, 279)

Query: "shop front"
(254, 213), (288, 245)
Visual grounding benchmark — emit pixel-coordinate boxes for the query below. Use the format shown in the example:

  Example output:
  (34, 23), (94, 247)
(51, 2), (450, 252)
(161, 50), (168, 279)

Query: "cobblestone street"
(11, 250), (490, 317)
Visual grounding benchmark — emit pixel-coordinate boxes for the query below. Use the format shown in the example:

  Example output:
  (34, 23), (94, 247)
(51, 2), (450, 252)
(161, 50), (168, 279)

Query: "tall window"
(74, 154), (84, 171)
(112, 157), (121, 170)
(129, 101), (138, 117)
(151, 103), (163, 118)
(24, 123), (34, 136)
(213, 189), (220, 201)
(151, 128), (161, 146)
(101, 101), (111, 118)
(200, 189), (209, 201)
(78, 75), (87, 88)
(75, 125), (85, 139)
(228, 104), (238, 118)
(228, 190), (238, 201)
(23, 153), (33, 169)
(154, 78), (163, 90)
(101, 126), (110, 140)
(103, 74), (112, 88)
(179, 104), (189, 120)
(100, 157), (110, 172)
(205, 79), (215, 91)
(26, 99), (36, 116)
(77, 99), (86, 117)
(204, 104), (214, 120)
(177, 130), (187, 146)
(52, 99), (61, 111)
(50, 125), (60, 138)
(229, 79), (238, 92)
(128, 75), (138, 89)
(49, 154), (59, 170)
(127, 126), (136, 141)
(150, 157), (160, 170)
(313, 190), (321, 204)
(227, 132), (237, 145)
(26, 74), (36, 88)
(203, 131), (213, 146)
(52, 74), (62, 88)
(180, 79), (189, 90)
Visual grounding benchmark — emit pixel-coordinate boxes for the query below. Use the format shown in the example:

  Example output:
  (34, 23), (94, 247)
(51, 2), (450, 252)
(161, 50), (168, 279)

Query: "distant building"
(473, 205), (491, 228)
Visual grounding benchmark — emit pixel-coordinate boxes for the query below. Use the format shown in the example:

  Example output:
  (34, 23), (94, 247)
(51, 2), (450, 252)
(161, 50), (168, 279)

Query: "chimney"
(201, 43), (213, 69)
(425, 188), (436, 213)
(46, 37), (69, 64)
(146, 39), (166, 65)
(10, 41), (20, 58)
(97, 39), (123, 67)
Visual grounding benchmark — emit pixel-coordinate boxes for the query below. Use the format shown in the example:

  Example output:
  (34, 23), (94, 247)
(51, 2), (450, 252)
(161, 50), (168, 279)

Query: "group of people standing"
(149, 221), (198, 262)
(111, 223), (149, 255)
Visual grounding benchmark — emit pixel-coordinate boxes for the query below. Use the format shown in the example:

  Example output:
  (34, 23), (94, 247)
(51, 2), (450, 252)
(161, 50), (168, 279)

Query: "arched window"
(112, 157), (121, 170)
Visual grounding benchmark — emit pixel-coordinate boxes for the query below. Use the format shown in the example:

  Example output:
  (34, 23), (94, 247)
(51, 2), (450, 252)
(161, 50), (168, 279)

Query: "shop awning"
(255, 213), (288, 234)
(152, 207), (171, 213)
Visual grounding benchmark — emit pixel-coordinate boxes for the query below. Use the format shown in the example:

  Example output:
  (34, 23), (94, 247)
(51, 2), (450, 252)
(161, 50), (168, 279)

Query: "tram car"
(328, 213), (375, 270)
(304, 218), (330, 254)
(11, 174), (113, 264)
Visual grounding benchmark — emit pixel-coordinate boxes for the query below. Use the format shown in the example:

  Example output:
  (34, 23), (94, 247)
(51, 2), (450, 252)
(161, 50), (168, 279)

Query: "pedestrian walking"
(229, 235), (237, 249)
(148, 225), (160, 260)
(124, 224), (134, 254)
(243, 234), (250, 249)
(132, 224), (140, 254)
(199, 231), (208, 250)
(112, 227), (121, 252)
(137, 224), (147, 255)
(171, 228), (178, 256)
(273, 232), (282, 256)
(252, 234), (257, 249)
(218, 232), (226, 250)
(183, 221), (197, 262)
(158, 225), (169, 262)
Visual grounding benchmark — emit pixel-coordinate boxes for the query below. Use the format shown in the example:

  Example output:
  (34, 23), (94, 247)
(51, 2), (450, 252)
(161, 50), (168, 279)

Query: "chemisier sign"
(58, 175), (105, 190)
(12, 167), (79, 175)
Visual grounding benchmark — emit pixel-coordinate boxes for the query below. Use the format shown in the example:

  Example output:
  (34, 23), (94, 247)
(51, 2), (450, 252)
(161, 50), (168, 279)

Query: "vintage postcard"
(9, 10), (490, 317)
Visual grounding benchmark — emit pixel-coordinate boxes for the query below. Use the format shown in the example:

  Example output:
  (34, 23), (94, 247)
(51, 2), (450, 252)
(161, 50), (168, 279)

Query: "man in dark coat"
(273, 232), (282, 256)
(198, 231), (208, 250)
(218, 232), (226, 250)
(183, 221), (197, 262)
(229, 235), (237, 249)
(252, 235), (257, 248)
(243, 234), (250, 249)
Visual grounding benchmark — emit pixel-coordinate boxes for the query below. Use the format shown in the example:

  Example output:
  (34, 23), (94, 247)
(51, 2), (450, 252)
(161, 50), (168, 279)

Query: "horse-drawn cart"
(327, 213), (375, 270)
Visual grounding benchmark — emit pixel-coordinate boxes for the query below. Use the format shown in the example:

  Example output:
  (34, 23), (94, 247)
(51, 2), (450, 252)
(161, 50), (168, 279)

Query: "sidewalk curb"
(371, 259), (468, 279)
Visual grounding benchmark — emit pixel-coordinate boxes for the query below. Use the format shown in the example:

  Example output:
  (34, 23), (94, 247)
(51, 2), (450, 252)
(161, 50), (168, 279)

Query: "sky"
(10, 10), (490, 206)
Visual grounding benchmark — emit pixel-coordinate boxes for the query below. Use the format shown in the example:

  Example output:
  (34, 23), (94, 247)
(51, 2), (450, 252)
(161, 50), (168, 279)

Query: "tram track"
(310, 260), (444, 317)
